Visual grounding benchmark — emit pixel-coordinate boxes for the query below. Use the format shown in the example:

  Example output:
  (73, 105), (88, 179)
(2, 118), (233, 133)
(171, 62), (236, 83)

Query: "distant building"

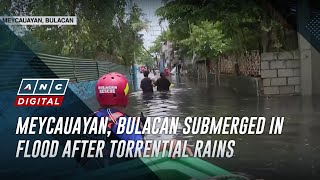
(159, 41), (171, 72)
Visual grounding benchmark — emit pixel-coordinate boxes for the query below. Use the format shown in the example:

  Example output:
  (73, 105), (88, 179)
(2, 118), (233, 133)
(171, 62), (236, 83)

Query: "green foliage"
(113, 4), (147, 65)
(154, 0), (290, 58)
(148, 30), (172, 54)
(181, 21), (231, 60)
(135, 49), (154, 67)
(1, 0), (147, 65)
(149, 37), (162, 54)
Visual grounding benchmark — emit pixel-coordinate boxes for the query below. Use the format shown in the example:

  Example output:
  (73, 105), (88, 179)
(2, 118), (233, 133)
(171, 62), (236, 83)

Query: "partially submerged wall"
(261, 51), (301, 95)
(227, 76), (262, 96)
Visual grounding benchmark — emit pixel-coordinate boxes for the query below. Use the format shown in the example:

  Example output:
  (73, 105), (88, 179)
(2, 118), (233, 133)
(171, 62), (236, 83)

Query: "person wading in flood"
(155, 72), (171, 92)
(140, 70), (154, 93)
(76, 72), (192, 169)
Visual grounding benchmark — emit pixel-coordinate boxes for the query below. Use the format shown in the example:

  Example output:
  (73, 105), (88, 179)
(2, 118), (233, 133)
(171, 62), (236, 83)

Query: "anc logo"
(15, 78), (69, 106)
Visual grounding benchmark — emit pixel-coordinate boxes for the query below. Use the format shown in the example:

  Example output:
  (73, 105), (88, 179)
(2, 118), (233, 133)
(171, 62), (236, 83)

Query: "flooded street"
(87, 72), (320, 179)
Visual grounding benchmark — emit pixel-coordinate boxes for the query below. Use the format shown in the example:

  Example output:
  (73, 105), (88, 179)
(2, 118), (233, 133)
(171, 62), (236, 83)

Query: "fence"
(219, 51), (261, 77)
(0, 51), (129, 91)
(38, 53), (129, 82)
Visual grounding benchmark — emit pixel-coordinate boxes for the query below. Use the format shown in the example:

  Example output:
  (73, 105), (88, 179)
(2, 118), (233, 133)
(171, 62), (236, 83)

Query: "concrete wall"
(298, 33), (313, 96)
(261, 51), (301, 95)
(228, 76), (262, 96)
(161, 41), (173, 61)
(297, 33), (320, 96)
(68, 80), (97, 101)
(312, 46), (320, 95)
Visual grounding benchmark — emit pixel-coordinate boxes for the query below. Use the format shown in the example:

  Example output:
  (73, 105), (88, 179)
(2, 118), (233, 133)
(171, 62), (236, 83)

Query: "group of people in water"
(140, 70), (171, 93)
(76, 71), (186, 169)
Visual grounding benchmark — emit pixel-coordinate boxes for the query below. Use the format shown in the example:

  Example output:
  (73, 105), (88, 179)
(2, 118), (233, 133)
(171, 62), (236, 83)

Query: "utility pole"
(131, 33), (144, 91)
(132, 34), (137, 91)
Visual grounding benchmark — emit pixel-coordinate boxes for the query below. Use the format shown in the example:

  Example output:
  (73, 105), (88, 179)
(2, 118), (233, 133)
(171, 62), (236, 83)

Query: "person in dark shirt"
(155, 72), (171, 91)
(140, 70), (154, 93)
(76, 72), (192, 170)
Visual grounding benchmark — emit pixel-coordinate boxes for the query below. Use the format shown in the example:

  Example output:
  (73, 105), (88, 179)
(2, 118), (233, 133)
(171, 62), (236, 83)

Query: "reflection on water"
(86, 74), (320, 179)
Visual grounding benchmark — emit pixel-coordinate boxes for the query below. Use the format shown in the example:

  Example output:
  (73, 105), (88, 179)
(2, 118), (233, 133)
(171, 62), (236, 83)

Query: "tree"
(135, 49), (154, 67)
(154, 0), (293, 81)
(0, 0), (148, 65)
(112, 3), (147, 65)
(148, 30), (172, 55)
(149, 36), (162, 55)
(156, 0), (264, 57)
(155, 0), (205, 58)
(181, 21), (231, 85)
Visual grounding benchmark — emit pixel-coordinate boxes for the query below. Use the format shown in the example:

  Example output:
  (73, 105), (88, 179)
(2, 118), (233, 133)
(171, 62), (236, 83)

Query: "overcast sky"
(132, 0), (168, 49)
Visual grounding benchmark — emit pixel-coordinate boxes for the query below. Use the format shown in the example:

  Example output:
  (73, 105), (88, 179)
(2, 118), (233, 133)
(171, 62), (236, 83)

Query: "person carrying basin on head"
(155, 72), (171, 92)
(140, 70), (154, 93)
